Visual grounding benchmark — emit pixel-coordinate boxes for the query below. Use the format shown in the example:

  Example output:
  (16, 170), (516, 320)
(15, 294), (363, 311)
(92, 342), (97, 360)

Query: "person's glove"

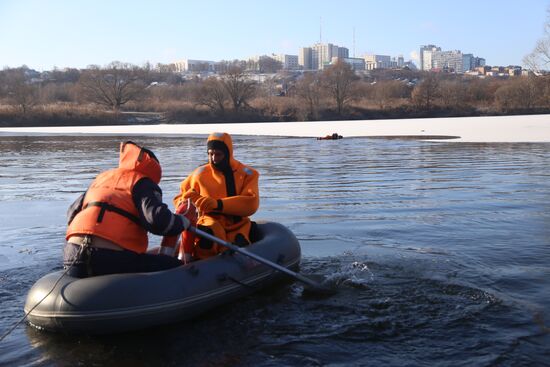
(195, 196), (219, 213)
(183, 190), (219, 213)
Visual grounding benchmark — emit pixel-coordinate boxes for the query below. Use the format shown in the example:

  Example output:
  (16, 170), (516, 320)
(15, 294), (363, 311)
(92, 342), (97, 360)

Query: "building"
(403, 60), (418, 70)
(420, 44), (485, 73)
(273, 54), (299, 70)
(419, 45), (441, 71)
(173, 59), (216, 73)
(299, 47), (313, 70)
(432, 50), (464, 72)
(299, 43), (349, 70)
(364, 54), (392, 70)
(396, 55), (405, 68)
(331, 57), (366, 70)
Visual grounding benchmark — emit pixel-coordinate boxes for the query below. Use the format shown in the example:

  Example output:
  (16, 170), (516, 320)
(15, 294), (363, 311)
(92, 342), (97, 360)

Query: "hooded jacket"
(173, 132), (259, 256)
(66, 142), (174, 253)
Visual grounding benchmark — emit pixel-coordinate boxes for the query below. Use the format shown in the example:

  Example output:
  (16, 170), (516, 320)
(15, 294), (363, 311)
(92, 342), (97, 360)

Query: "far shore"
(1, 115), (549, 143)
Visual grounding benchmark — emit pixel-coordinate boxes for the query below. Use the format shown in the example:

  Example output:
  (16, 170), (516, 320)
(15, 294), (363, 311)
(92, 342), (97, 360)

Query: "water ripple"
(0, 135), (549, 366)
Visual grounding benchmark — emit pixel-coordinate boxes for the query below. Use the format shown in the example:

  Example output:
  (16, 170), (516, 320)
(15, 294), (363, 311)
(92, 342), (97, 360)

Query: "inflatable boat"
(24, 221), (301, 334)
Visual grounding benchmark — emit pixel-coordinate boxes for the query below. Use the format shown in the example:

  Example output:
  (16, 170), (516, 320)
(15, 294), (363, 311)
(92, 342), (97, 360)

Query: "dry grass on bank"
(0, 103), (124, 127)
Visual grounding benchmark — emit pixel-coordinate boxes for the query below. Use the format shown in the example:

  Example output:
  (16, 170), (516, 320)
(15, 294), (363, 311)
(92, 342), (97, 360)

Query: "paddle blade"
(300, 274), (338, 298)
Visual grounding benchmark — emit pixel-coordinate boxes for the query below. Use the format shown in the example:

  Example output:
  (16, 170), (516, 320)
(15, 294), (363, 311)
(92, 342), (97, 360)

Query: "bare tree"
(220, 66), (256, 114)
(78, 62), (147, 110)
(295, 72), (323, 119)
(369, 80), (412, 109)
(258, 56), (283, 73)
(494, 76), (539, 111)
(439, 80), (469, 109)
(411, 73), (440, 110)
(322, 60), (358, 115)
(194, 77), (227, 115)
(39, 82), (77, 103)
(524, 6), (550, 72)
(465, 78), (494, 107)
(3, 68), (38, 114)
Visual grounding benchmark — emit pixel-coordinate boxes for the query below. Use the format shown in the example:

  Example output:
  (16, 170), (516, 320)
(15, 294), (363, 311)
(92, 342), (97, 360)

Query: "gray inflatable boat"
(24, 221), (300, 334)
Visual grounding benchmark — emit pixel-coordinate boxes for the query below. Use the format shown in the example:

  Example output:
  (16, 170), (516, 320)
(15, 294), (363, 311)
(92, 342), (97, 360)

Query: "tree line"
(0, 59), (549, 127)
(3, 7), (550, 127)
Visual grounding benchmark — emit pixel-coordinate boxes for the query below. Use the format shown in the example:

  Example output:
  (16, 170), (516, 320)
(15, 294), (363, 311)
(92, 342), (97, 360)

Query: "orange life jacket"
(66, 142), (162, 253)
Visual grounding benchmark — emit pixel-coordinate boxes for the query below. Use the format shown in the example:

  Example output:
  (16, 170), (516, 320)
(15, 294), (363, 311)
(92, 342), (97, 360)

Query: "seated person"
(173, 132), (259, 260)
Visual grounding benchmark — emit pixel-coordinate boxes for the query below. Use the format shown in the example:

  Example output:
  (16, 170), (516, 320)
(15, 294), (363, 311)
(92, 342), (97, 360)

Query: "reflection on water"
(1, 135), (549, 366)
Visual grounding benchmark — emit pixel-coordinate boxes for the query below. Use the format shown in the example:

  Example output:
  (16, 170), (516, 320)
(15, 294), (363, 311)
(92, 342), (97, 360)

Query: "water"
(0, 134), (549, 366)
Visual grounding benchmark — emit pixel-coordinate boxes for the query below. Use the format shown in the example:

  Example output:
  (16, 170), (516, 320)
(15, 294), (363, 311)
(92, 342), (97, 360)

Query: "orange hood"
(119, 141), (162, 184)
(207, 132), (236, 169)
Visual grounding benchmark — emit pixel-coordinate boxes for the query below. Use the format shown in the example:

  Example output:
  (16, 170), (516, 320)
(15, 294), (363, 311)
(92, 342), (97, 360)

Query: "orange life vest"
(66, 142), (162, 253)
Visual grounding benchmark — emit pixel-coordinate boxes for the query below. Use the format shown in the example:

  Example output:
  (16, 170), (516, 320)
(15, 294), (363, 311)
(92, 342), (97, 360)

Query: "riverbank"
(1, 114), (549, 142)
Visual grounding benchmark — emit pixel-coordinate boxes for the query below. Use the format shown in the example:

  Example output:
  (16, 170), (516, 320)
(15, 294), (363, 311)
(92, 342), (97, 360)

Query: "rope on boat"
(0, 240), (89, 342)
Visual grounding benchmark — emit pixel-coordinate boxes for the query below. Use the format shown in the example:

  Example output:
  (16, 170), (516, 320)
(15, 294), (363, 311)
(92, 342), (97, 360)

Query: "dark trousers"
(63, 242), (182, 278)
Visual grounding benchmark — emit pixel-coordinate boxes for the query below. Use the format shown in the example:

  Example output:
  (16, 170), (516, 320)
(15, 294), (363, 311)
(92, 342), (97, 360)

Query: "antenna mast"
(319, 16), (322, 43)
(353, 27), (356, 57)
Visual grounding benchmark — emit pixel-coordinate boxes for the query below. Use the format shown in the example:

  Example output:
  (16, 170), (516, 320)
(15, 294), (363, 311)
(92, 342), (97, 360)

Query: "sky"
(0, 0), (548, 71)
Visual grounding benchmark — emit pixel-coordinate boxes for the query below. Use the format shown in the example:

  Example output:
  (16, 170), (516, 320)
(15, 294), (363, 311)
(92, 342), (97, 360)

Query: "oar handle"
(188, 226), (324, 289)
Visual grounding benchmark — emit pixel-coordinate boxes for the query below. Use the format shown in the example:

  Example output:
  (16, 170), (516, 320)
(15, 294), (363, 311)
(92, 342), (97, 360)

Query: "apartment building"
(274, 54), (300, 70)
(173, 59), (216, 73)
(364, 54), (392, 70)
(432, 50), (464, 72)
(420, 45), (485, 73)
(419, 45), (441, 71)
(299, 47), (313, 70)
(299, 43), (349, 70)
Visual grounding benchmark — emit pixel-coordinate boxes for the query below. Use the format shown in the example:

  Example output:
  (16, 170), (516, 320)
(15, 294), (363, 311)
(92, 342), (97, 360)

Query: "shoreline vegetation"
(2, 104), (550, 128)
(1, 62), (550, 129)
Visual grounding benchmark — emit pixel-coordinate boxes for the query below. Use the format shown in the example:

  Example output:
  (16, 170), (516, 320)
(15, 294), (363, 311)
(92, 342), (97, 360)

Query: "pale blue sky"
(0, 0), (547, 71)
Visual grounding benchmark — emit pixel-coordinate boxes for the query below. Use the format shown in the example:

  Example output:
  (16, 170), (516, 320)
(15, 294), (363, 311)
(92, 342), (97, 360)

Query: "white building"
(299, 43), (349, 70)
(173, 59), (216, 73)
(419, 45), (441, 71)
(274, 54), (299, 70)
(331, 57), (365, 70)
(364, 54), (392, 70)
(420, 45), (485, 73)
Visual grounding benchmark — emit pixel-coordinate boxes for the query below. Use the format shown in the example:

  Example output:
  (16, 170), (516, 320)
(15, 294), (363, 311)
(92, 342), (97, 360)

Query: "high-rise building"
(473, 57), (486, 68)
(419, 45), (441, 71)
(299, 43), (349, 70)
(420, 45), (485, 73)
(299, 47), (313, 70)
(397, 55), (404, 68)
(432, 50), (464, 72)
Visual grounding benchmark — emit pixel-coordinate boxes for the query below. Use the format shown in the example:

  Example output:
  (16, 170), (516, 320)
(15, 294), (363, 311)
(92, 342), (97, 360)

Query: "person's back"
(173, 132), (260, 260)
(64, 141), (189, 277)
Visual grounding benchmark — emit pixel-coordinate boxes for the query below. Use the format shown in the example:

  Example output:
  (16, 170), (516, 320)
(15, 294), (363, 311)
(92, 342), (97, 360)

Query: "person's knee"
(197, 225), (215, 249)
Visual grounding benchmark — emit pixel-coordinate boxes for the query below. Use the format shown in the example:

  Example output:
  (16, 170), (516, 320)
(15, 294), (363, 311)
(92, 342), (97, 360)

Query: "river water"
(0, 134), (549, 366)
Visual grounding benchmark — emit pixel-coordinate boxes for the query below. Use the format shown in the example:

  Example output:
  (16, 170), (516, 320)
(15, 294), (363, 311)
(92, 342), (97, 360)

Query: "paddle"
(188, 226), (335, 295)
